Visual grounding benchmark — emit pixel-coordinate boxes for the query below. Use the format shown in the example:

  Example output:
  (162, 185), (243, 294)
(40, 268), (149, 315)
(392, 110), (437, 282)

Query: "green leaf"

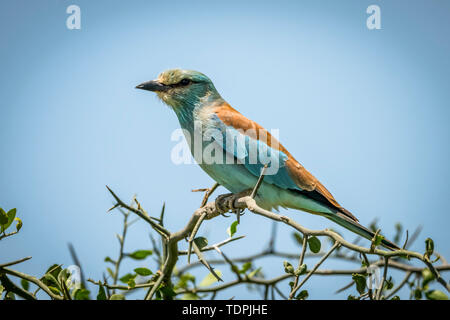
(128, 279), (136, 289)
(134, 267), (153, 276)
(307, 236), (321, 253)
(199, 270), (222, 287)
(384, 276), (394, 290)
(283, 261), (294, 274)
(193, 237), (208, 250)
(294, 264), (307, 277)
(127, 249), (153, 260)
(288, 281), (294, 289)
(373, 234), (384, 246)
(421, 268), (435, 288)
(227, 221), (238, 237)
(425, 290), (448, 300)
(352, 273), (366, 295)
(21, 279), (29, 291)
(57, 269), (70, 289)
(176, 273), (196, 289)
(394, 223), (402, 243)
(104, 256), (115, 264)
(160, 285), (177, 299)
(14, 217), (22, 232)
(347, 294), (359, 300)
(48, 286), (61, 295)
(295, 290), (309, 300)
(414, 288), (422, 300)
(425, 238), (434, 259)
(45, 264), (63, 278)
(74, 288), (90, 300)
(292, 232), (303, 245)
(391, 296), (400, 300)
(0, 208), (16, 232)
(5, 292), (15, 300)
(0, 208), (8, 225)
(109, 294), (125, 300)
(119, 273), (136, 284)
(42, 264), (63, 293)
(96, 285), (107, 300)
(42, 274), (61, 292)
(240, 262), (252, 274)
(106, 267), (114, 278)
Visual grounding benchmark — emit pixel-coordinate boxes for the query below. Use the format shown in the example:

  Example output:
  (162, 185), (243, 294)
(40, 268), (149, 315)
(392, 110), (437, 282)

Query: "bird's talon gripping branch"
(215, 193), (234, 213)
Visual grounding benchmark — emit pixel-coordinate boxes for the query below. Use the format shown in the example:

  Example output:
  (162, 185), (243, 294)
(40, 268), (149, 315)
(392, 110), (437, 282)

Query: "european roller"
(136, 69), (399, 250)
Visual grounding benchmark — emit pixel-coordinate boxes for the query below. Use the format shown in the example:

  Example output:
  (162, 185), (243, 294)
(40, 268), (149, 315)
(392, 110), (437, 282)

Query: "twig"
(376, 257), (389, 300)
(0, 256), (32, 268)
(290, 242), (341, 299)
(0, 267), (63, 300)
(361, 253), (373, 299)
(0, 273), (36, 300)
(289, 235), (308, 299)
(386, 271), (412, 299)
(105, 185), (449, 299)
(178, 236), (246, 255)
(187, 212), (207, 264)
(0, 231), (19, 241)
(405, 225), (422, 249)
(335, 280), (354, 294)
(106, 186), (170, 239)
(250, 165), (268, 199)
(88, 278), (155, 291)
(192, 242), (223, 282)
(111, 206), (130, 294)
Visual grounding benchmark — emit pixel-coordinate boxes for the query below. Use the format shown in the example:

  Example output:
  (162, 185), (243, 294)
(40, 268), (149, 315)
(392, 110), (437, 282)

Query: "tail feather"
(326, 212), (400, 251)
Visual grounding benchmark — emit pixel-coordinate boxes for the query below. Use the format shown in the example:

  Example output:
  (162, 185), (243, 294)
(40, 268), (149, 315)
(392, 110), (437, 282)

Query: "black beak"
(135, 80), (168, 92)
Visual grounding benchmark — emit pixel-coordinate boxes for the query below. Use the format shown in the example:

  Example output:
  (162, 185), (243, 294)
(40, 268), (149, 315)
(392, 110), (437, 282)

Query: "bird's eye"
(180, 79), (191, 86)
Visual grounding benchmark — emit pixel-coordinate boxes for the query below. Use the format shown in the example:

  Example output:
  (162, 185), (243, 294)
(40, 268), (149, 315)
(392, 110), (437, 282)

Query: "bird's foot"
(215, 189), (252, 216)
(215, 193), (234, 216)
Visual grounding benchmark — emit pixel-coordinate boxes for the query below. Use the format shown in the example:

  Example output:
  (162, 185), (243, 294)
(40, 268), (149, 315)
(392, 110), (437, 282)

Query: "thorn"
(187, 240), (193, 264)
(251, 164), (268, 198)
(402, 230), (409, 250)
(107, 203), (120, 212)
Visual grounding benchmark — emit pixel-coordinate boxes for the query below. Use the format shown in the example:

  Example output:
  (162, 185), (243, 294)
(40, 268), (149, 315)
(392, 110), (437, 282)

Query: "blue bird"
(136, 69), (399, 250)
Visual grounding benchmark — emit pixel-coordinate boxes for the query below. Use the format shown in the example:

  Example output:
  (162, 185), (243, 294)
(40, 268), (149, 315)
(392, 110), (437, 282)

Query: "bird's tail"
(325, 212), (400, 251)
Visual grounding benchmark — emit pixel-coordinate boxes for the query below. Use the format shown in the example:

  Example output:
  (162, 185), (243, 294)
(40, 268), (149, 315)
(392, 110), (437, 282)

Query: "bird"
(136, 69), (399, 250)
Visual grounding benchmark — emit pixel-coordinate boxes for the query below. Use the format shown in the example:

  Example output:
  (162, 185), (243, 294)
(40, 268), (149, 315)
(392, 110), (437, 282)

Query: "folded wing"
(212, 102), (358, 221)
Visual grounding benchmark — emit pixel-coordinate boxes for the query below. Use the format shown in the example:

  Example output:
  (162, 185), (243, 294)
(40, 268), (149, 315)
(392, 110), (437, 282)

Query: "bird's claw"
(215, 193), (235, 212)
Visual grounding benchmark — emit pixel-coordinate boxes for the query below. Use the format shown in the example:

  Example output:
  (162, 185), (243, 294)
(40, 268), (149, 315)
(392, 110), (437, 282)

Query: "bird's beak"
(135, 80), (169, 92)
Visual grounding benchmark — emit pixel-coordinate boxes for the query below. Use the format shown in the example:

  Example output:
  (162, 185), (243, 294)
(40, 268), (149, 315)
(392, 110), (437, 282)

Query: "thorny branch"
(1, 170), (448, 300)
(101, 165), (449, 300)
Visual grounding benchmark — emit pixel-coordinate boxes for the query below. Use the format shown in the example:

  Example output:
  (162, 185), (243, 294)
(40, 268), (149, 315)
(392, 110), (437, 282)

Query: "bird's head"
(136, 69), (221, 109)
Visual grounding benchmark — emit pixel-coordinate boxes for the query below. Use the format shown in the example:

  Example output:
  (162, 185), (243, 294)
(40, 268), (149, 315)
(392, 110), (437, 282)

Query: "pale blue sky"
(0, 0), (449, 299)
